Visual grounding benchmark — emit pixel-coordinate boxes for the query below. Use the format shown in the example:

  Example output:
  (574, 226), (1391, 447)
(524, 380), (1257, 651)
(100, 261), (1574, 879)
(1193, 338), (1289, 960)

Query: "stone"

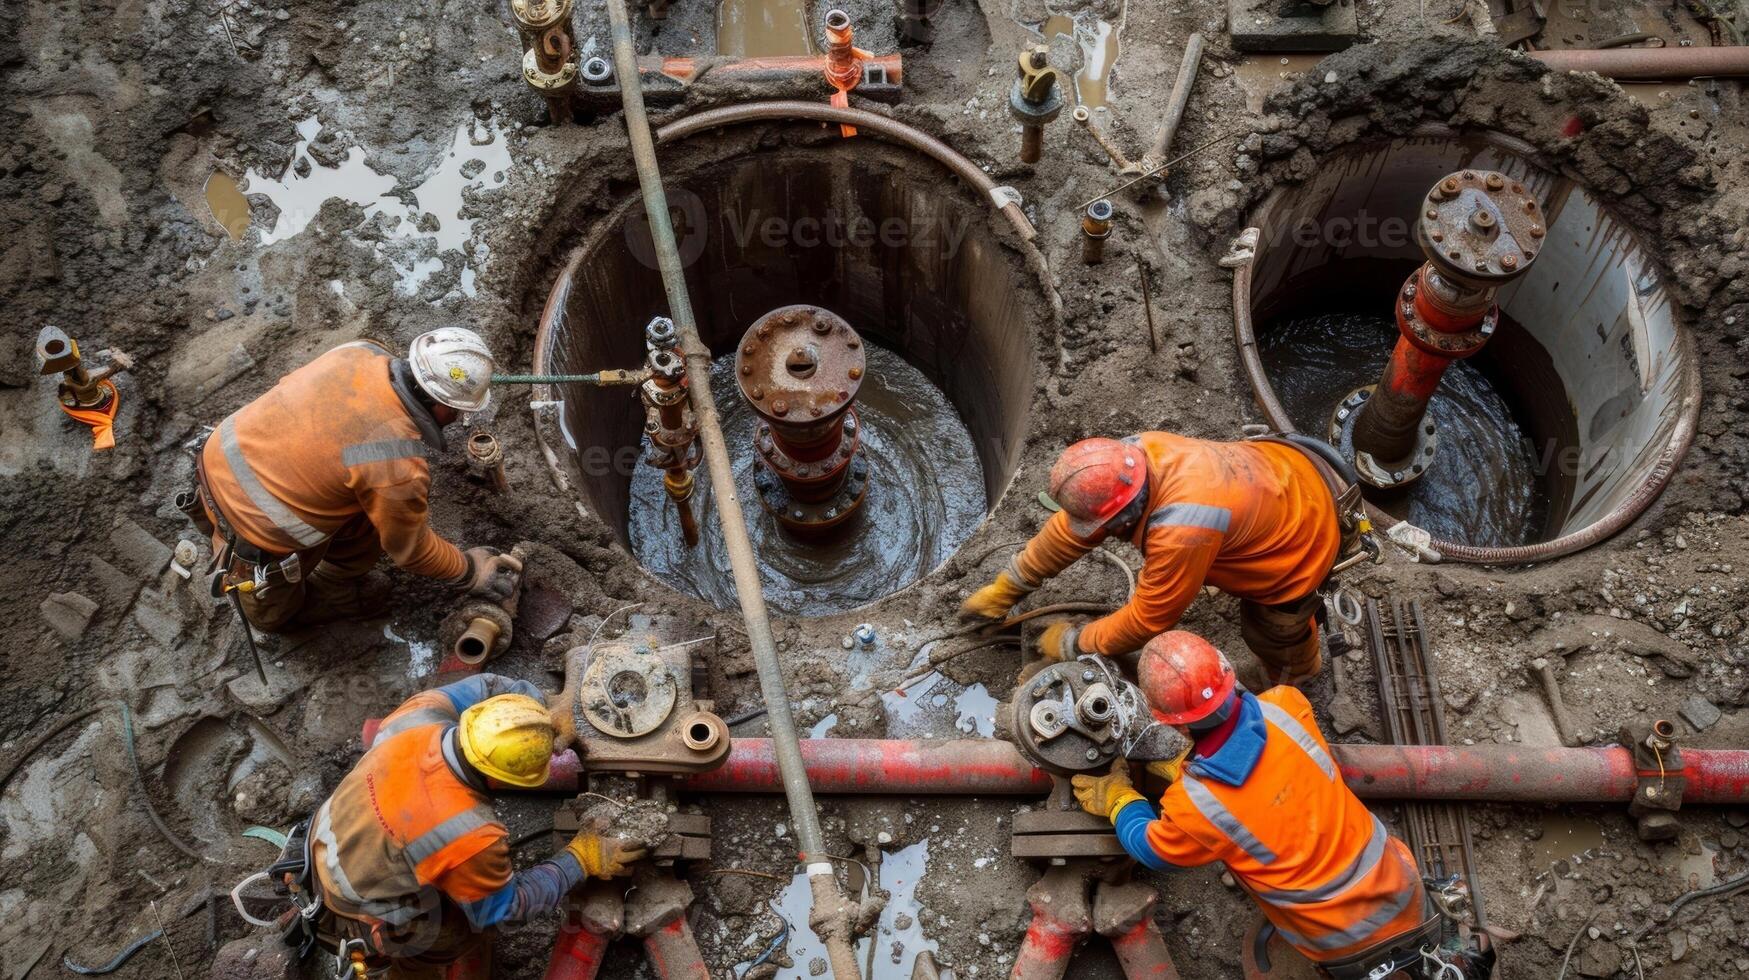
(1725, 810), (1748, 829)
(40, 592), (98, 642)
(1679, 695), (1722, 733)
(109, 518), (173, 578)
(132, 588), (188, 646)
(1671, 930), (1688, 962)
(84, 554), (139, 617)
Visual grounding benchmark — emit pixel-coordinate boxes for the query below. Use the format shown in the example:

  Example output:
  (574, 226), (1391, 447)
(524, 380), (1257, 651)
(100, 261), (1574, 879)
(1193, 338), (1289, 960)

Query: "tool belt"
(178, 436), (304, 598)
(1243, 428), (1379, 579)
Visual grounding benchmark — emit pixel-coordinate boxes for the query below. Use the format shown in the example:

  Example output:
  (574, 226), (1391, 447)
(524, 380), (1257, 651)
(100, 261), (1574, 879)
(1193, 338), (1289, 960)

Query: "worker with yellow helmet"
(310, 673), (654, 978)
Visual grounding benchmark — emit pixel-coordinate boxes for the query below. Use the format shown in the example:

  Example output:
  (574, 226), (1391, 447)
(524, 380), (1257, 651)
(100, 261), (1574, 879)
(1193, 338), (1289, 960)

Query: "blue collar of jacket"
(1186, 691), (1267, 787)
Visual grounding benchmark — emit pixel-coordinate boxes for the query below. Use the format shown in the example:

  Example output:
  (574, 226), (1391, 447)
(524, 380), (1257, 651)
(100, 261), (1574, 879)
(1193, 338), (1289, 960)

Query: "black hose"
(120, 702), (215, 864)
(62, 930), (163, 975)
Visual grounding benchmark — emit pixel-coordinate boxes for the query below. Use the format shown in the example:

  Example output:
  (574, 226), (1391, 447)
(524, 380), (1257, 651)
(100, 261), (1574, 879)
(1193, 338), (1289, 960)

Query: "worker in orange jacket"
(1073, 633), (1489, 978)
(195, 329), (521, 632)
(960, 433), (1345, 685)
(313, 673), (654, 979)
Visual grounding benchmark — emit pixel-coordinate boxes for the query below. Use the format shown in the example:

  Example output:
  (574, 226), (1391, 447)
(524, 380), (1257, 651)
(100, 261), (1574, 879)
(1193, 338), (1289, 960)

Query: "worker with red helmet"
(960, 432), (1349, 685)
(1072, 632), (1487, 977)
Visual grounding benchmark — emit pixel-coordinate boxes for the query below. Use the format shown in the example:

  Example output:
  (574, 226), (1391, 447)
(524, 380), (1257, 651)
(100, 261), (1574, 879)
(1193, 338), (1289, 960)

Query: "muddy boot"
(1241, 594), (1323, 687)
(289, 566), (392, 627)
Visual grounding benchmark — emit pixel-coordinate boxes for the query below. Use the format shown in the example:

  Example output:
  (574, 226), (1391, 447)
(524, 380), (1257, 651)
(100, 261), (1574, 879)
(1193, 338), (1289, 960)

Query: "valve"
(1010, 45), (1063, 164)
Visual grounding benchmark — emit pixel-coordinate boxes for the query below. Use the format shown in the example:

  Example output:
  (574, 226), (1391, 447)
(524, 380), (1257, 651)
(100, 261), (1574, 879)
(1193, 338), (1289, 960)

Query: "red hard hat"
(1049, 438), (1147, 537)
(1138, 631), (1237, 726)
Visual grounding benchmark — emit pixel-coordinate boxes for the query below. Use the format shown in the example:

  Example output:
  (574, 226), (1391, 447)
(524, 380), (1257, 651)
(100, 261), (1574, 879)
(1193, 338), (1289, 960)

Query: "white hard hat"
(408, 327), (495, 412)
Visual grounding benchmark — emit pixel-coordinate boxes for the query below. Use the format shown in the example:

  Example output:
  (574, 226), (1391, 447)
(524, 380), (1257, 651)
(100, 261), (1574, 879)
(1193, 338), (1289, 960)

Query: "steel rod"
(1529, 45), (1749, 79)
(601, 3), (861, 976)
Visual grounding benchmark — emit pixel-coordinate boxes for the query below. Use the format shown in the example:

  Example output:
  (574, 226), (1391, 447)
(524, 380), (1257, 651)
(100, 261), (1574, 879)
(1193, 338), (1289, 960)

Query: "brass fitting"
(510, 0), (578, 123)
(1081, 199), (1114, 265)
(1009, 45), (1063, 164)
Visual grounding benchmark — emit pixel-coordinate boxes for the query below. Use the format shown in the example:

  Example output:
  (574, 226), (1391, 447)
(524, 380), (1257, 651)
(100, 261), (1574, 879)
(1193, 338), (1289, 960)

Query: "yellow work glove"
(1071, 757), (1146, 822)
(958, 570), (1032, 622)
(567, 830), (647, 879)
(1036, 620), (1082, 662)
(1144, 746), (1193, 784)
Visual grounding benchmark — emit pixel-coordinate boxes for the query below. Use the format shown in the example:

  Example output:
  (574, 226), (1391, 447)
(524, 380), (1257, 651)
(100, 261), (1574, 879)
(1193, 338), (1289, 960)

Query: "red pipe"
(360, 725), (1749, 805)
(1529, 45), (1749, 80)
(544, 925), (611, 980)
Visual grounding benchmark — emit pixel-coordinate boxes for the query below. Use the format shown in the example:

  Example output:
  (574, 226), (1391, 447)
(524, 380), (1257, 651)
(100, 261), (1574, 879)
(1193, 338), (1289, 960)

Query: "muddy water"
(715, 0), (816, 57)
(1233, 54), (1324, 113)
(1259, 311), (1551, 548)
(204, 172), (251, 240)
(1032, 11), (1122, 110)
(740, 839), (936, 978)
(629, 345), (987, 615)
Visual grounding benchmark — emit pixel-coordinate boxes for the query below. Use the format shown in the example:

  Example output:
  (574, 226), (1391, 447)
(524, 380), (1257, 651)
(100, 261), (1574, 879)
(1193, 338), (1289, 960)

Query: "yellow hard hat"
(457, 694), (555, 788)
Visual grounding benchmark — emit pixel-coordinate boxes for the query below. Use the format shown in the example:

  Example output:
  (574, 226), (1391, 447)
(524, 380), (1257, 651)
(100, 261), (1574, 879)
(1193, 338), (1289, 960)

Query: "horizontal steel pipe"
(362, 727), (1749, 804)
(1529, 45), (1749, 79)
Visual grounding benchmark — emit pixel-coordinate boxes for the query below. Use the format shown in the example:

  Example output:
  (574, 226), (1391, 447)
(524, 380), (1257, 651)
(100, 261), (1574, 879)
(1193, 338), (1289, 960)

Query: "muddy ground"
(3, 0), (1749, 977)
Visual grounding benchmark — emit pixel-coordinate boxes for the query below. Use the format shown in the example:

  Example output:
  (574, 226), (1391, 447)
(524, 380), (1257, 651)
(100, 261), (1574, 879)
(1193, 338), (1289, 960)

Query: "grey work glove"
(457, 546), (523, 602)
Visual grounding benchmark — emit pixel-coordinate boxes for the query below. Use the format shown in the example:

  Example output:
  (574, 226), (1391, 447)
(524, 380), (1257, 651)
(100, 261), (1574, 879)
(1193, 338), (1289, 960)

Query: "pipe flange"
(511, 0), (573, 30)
(754, 410), (862, 478)
(753, 452), (870, 534)
(1011, 655), (1187, 776)
(579, 646), (680, 738)
(1419, 169), (1544, 286)
(1329, 387), (1439, 489)
(523, 47), (579, 91)
(1008, 77), (1064, 126)
(1397, 277), (1495, 360)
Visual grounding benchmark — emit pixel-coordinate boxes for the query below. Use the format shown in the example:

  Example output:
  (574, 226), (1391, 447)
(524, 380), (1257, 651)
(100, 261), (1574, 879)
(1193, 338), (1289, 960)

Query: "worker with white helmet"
(193, 328), (521, 632)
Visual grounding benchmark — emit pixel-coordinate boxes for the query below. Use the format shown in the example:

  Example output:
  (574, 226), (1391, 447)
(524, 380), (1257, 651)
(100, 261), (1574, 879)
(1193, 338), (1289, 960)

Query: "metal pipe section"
(601, 3), (861, 976)
(1143, 32), (1205, 169)
(408, 734), (1749, 805)
(1340, 170), (1542, 488)
(1081, 199), (1113, 265)
(1529, 45), (1749, 79)
(654, 100), (1037, 243)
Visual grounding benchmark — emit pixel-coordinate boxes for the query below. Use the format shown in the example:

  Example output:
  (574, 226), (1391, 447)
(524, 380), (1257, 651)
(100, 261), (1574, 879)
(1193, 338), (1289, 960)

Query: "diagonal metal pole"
(600, 2), (862, 976)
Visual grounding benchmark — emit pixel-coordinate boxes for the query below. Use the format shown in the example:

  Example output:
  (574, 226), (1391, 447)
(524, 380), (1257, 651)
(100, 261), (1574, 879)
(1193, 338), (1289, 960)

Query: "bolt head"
(848, 366), (863, 380)
(772, 399), (789, 416)
(1084, 748), (1100, 761)
(1081, 669), (1096, 682)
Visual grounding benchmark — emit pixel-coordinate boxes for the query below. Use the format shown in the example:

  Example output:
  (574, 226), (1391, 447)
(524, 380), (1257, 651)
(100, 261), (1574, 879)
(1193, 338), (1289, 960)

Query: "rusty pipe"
(467, 432), (510, 494)
(656, 101), (1036, 243)
(1529, 45), (1749, 79)
(368, 733), (1749, 804)
(1081, 199), (1113, 265)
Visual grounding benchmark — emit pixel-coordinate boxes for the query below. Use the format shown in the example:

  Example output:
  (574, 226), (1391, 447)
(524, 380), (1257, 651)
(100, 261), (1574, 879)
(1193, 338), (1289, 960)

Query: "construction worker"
(311, 673), (654, 978)
(960, 433), (1349, 685)
(193, 329), (521, 632)
(1071, 632), (1490, 978)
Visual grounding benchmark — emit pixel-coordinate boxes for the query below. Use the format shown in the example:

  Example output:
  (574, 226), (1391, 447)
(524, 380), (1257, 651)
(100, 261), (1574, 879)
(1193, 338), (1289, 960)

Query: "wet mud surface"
(1259, 309), (1552, 548)
(629, 346), (987, 615)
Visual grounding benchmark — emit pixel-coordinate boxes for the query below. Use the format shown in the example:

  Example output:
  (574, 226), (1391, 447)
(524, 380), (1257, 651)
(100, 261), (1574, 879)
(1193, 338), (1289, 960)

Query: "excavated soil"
(2, 1), (1748, 979)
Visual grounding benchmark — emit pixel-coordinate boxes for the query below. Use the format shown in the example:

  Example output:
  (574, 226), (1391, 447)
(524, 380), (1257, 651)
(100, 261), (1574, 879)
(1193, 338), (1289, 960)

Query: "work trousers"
(1239, 591), (1323, 686)
(327, 906), (491, 980)
(211, 514), (385, 632)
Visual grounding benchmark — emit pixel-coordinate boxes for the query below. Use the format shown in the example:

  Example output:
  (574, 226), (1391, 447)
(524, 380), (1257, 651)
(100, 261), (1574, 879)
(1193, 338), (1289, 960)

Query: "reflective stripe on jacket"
(1012, 432), (1340, 654)
(312, 690), (511, 927)
(1144, 687), (1427, 962)
(200, 341), (465, 580)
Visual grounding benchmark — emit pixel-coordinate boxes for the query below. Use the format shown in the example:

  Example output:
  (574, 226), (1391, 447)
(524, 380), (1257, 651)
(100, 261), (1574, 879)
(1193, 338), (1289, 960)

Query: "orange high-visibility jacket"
(312, 688), (512, 928)
(1011, 432), (1339, 653)
(200, 341), (465, 580)
(1145, 687), (1427, 961)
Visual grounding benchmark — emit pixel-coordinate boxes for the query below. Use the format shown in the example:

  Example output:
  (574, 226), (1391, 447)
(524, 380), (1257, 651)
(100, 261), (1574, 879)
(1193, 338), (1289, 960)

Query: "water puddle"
(1029, 9), (1123, 111)
(1233, 54), (1324, 113)
(716, 0), (816, 57)
(1530, 814), (1607, 870)
(736, 840), (937, 978)
(882, 643), (998, 739)
(1668, 839), (1719, 891)
(809, 712), (840, 738)
(630, 345), (987, 615)
(205, 171), (252, 240)
(1259, 309), (1552, 548)
(242, 115), (511, 296)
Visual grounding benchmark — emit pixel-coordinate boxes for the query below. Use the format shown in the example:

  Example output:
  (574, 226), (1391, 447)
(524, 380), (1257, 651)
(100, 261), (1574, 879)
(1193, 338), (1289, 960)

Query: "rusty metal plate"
(735, 305), (865, 427)
(579, 646), (679, 738)
(1418, 170), (1544, 284)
